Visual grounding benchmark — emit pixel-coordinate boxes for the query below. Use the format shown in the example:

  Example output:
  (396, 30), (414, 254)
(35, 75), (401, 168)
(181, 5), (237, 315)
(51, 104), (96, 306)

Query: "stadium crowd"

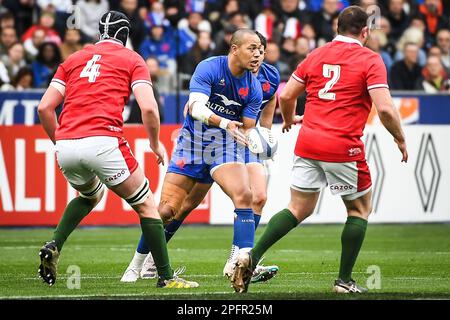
(0, 0), (449, 96)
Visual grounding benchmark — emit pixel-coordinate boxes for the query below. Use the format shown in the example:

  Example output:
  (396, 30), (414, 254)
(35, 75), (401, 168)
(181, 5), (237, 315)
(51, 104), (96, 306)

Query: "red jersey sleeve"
(291, 55), (309, 84)
(51, 63), (67, 87)
(366, 54), (389, 90)
(130, 55), (152, 90)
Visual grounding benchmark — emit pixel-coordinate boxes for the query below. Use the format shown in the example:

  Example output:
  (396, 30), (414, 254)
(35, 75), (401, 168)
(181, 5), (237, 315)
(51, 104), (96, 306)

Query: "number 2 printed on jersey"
(80, 55), (102, 83)
(318, 64), (340, 101)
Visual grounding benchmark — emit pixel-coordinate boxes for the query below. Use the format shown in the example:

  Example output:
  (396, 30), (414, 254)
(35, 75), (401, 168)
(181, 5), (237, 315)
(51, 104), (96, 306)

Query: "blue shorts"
(167, 129), (245, 183)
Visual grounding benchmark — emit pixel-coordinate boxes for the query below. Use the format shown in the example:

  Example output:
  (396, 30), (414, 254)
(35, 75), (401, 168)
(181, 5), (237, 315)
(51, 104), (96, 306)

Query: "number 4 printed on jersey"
(80, 54), (102, 83)
(318, 64), (340, 101)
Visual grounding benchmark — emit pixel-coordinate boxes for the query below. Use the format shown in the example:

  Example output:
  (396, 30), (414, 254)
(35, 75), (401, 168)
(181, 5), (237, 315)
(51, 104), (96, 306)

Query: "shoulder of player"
(260, 62), (280, 81)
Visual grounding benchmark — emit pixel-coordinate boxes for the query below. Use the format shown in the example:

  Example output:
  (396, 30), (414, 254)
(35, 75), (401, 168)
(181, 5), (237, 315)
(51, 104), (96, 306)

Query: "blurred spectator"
(1, 66), (34, 91)
(212, 24), (236, 56)
(0, 11), (14, 30)
(139, 24), (175, 69)
(32, 42), (61, 88)
(367, 29), (394, 73)
(418, 0), (449, 47)
(139, 24), (175, 92)
(37, 0), (73, 37)
(2, 42), (26, 81)
(280, 37), (296, 65)
(120, 0), (146, 50)
(1, 0), (34, 35)
(21, 9), (62, 46)
(180, 31), (213, 75)
(0, 56), (9, 84)
(428, 45), (443, 57)
(126, 56), (164, 123)
(214, 11), (249, 51)
(77, 0), (110, 43)
(288, 36), (310, 71)
(313, 0), (340, 44)
(436, 29), (450, 71)
(394, 27), (427, 66)
(177, 12), (212, 56)
(144, 1), (168, 32)
(415, 55), (450, 92)
(23, 28), (46, 62)
(60, 29), (83, 61)
(386, 0), (411, 42)
(266, 41), (290, 80)
(389, 42), (422, 90)
(301, 23), (318, 50)
(0, 26), (17, 56)
(255, 7), (280, 42)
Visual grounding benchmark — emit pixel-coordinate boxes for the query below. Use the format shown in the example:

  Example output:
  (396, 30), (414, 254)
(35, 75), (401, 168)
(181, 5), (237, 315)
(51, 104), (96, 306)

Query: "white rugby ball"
(247, 127), (278, 160)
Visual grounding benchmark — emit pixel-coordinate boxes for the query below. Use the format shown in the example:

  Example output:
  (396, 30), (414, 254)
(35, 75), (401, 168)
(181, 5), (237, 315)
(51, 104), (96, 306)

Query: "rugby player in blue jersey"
(121, 29), (263, 283)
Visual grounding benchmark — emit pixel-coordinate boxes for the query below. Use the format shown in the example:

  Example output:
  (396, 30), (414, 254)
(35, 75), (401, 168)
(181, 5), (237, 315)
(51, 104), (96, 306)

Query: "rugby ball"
(246, 127), (278, 160)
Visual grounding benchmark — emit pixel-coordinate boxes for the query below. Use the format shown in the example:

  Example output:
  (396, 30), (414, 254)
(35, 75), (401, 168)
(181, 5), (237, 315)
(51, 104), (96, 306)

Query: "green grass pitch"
(1, 224), (450, 300)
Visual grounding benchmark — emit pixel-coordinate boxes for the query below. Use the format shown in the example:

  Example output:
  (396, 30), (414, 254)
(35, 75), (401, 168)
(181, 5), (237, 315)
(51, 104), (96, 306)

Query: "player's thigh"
(55, 139), (104, 204)
(211, 162), (252, 207)
(246, 162), (268, 206)
(177, 182), (213, 220)
(321, 159), (372, 217)
(288, 187), (320, 222)
(159, 172), (197, 220)
(291, 156), (327, 192)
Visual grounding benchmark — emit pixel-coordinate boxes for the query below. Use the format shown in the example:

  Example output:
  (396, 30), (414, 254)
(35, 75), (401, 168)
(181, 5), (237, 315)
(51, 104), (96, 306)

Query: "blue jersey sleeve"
(242, 78), (263, 120)
(272, 68), (281, 97)
(189, 60), (214, 96)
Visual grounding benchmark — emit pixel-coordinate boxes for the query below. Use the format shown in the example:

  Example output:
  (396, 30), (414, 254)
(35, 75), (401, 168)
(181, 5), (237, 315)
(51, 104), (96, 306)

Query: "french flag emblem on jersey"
(239, 87), (249, 98)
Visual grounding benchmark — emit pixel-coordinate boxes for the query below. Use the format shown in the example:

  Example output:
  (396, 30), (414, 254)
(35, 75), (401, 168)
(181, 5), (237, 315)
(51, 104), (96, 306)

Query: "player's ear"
(230, 44), (238, 55)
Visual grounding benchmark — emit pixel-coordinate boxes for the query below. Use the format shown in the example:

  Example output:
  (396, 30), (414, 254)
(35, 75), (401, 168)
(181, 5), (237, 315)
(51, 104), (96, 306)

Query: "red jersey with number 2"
(292, 35), (388, 162)
(52, 40), (152, 140)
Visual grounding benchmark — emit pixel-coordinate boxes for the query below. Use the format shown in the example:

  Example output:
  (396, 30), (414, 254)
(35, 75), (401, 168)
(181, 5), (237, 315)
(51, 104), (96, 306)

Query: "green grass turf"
(0, 224), (449, 300)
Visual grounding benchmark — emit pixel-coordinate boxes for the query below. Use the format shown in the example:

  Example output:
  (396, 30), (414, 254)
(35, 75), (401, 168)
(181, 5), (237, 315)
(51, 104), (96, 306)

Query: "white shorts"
(291, 156), (372, 201)
(55, 136), (138, 188)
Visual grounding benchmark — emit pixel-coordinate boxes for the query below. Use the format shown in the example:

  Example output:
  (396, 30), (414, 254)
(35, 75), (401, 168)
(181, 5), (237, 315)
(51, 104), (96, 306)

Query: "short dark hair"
(337, 6), (368, 36)
(230, 29), (258, 47)
(255, 30), (267, 49)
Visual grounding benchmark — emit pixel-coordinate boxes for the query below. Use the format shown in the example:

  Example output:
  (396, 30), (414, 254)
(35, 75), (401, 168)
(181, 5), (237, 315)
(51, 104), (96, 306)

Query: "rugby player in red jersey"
(37, 11), (198, 289)
(232, 6), (408, 293)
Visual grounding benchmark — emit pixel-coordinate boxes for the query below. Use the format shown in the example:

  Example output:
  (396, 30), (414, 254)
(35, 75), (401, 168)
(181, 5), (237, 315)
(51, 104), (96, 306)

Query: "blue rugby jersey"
(183, 55), (263, 145)
(255, 62), (280, 121)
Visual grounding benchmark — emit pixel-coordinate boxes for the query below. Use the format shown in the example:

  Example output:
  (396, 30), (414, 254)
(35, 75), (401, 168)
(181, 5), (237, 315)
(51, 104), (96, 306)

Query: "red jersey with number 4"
(292, 35), (388, 162)
(52, 40), (152, 140)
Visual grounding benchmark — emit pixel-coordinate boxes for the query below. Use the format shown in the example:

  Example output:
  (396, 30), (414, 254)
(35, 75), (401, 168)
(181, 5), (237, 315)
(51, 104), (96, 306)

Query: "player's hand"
(282, 115), (303, 133)
(395, 139), (408, 163)
(151, 143), (165, 165)
(226, 121), (247, 146)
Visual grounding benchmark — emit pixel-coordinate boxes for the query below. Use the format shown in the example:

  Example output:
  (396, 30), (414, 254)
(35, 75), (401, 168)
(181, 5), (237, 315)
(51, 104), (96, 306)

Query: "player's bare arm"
(37, 85), (64, 144)
(369, 87), (408, 162)
(133, 83), (164, 165)
(259, 95), (277, 129)
(279, 77), (305, 133)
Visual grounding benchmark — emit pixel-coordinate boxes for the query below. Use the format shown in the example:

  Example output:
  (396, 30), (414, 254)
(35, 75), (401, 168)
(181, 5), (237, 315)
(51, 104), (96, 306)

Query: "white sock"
(239, 247), (252, 254)
(228, 244), (239, 262)
(130, 251), (147, 269)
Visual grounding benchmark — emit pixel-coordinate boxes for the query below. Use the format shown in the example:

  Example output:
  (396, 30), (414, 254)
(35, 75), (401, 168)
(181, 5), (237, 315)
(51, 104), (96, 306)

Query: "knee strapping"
(79, 180), (104, 199)
(126, 179), (150, 206)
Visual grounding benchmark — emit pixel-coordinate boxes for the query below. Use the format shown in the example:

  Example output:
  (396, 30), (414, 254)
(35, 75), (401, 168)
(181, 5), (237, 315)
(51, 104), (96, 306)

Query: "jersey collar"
(95, 39), (124, 47)
(333, 35), (363, 47)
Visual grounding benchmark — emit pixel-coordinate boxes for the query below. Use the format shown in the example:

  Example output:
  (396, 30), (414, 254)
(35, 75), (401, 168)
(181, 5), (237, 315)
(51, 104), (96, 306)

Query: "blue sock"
(254, 214), (261, 230)
(233, 208), (255, 249)
(164, 219), (183, 242)
(136, 233), (150, 254)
